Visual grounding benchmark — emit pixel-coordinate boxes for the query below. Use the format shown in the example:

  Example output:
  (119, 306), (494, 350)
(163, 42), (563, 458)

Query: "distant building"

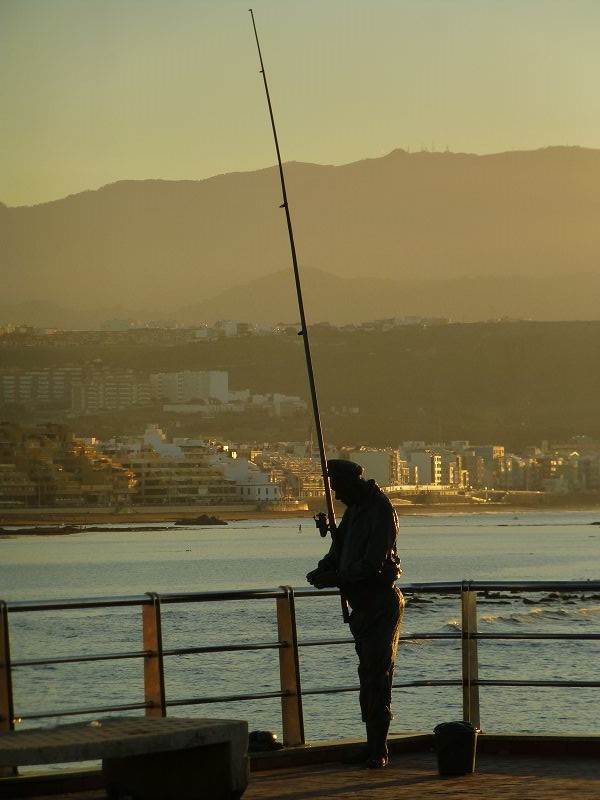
(206, 452), (281, 504)
(72, 369), (151, 413)
(348, 448), (409, 488)
(439, 451), (465, 487)
(116, 451), (238, 506)
(406, 450), (443, 486)
(150, 370), (229, 403)
(0, 366), (83, 407)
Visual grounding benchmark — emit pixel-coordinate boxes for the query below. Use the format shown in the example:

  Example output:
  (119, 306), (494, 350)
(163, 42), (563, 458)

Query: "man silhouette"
(306, 459), (404, 768)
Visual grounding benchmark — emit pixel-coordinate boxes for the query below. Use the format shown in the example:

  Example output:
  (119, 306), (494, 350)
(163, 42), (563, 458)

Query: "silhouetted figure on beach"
(306, 459), (404, 768)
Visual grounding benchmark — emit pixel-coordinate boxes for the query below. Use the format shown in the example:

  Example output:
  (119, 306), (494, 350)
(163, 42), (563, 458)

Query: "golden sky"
(2, 0), (599, 207)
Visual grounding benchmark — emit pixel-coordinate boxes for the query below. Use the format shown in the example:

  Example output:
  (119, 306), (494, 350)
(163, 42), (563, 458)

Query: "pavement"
(10, 750), (599, 800)
(243, 750), (600, 800)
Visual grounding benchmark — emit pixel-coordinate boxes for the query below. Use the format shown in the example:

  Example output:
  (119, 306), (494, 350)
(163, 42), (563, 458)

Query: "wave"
(409, 591), (600, 606)
(480, 605), (600, 624)
(403, 513), (600, 529)
(439, 605), (600, 631)
(443, 619), (461, 631)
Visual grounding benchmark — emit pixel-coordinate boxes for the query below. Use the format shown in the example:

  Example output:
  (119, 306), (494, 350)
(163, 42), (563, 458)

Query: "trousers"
(348, 585), (404, 723)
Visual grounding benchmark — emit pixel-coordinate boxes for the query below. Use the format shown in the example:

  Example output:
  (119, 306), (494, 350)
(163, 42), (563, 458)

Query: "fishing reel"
(313, 512), (330, 538)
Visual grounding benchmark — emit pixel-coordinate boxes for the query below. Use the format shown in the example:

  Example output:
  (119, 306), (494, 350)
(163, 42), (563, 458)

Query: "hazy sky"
(2, 0), (599, 207)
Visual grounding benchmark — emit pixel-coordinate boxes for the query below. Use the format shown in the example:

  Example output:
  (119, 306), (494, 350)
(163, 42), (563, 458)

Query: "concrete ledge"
(250, 733), (433, 770)
(477, 733), (600, 758)
(249, 732), (600, 770)
(0, 716), (249, 800)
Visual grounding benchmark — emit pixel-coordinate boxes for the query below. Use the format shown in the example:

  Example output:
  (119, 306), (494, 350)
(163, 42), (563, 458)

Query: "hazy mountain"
(3, 267), (600, 329)
(3, 268), (600, 328)
(3, 146), (600, 324)
(174, 268), (600, 326)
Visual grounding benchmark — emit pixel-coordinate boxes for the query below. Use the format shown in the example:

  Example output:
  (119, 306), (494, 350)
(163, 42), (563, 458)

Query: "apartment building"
(347, 449), (410, 488)
(150, 370), (229, 403)
(72, 370), (152, 413)
(0, 367), (83, 407)
(406, 450), (443, 486)
(114, 450), (238, 505)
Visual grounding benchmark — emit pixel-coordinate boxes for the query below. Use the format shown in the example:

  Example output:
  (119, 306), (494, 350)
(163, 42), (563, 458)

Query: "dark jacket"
(317, 479), (401, 608)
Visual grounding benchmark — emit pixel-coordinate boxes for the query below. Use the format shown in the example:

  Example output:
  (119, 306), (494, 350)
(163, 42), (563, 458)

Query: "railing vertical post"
(276, 586), (305, 746)
(0, 602), (14, 733)
(461, 582), (481, 729)
(143, 593), (166, 717)
(0, 601), (17, 777)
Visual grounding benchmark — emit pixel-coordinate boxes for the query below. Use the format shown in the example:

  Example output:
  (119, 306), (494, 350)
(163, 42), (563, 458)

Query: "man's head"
(327, 459), (364, 506)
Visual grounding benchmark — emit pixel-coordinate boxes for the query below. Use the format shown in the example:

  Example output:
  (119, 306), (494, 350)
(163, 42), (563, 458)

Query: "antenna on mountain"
(249, 9), (348, 622)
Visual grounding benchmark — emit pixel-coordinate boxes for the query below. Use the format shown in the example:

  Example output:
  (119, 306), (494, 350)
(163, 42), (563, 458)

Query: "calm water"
(1, 509), (599, 742)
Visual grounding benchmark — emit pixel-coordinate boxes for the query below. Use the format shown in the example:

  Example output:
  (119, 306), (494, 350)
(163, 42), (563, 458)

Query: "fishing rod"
(249, 9), (349, 622)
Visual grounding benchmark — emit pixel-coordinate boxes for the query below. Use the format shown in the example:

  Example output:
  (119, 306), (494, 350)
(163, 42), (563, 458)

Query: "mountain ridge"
(3, 146), (600, 323)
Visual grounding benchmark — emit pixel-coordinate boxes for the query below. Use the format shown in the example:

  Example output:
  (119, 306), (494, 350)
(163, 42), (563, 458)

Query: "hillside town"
(2, 322), (600, 513)
(1, 419), (600, 512)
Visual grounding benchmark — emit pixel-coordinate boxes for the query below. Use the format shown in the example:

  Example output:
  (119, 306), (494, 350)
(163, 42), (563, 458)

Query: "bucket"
(433, 720), (478, 776)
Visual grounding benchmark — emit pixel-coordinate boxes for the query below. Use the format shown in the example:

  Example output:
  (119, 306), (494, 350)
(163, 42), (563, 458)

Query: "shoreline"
(2, 496), (600, 532)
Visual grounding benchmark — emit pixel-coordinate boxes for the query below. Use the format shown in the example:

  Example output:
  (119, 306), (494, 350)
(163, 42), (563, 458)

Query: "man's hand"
(306, 569), (339, 589)
(306, 568), (321, 585)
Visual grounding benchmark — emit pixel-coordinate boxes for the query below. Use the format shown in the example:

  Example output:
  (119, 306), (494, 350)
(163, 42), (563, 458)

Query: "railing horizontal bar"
(456, 580), (600, 592)
(4, 579), (598, 613)
(298, 633), (462, 648)
(10, 642), (287, 669)
(303, 675), (600, 696)
(473, 633), (600, 641)
(157, 588), (288, 604)
(401, 633), (462, 640)
(162, 641), (284, 657)
(295, 583), (463, 599)
(4, 596), (151, 612)
(475, 679), (600, 688)
(2, 587), (290, 613)
(298, 637), (355, 648)
(167, 689), (287, 707)
(16, 701), (150, 722)
(12, 650), (150, 668)
(297, 580), (600, 597)
(11, 629), (594, 671)
(17, 674), (597, 723)
(303, 679), (462, 697)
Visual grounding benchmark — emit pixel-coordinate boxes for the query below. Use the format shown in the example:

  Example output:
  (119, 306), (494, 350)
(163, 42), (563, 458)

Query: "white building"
(207, 452), (281, 503)
(142, 424), (182, 457)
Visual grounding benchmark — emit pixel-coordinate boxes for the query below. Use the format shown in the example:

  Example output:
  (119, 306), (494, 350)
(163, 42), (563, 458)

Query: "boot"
(365, 719), (390, 769)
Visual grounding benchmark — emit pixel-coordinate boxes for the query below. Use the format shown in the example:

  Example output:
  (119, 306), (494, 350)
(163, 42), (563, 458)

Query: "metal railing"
(1, 580), (598, 746)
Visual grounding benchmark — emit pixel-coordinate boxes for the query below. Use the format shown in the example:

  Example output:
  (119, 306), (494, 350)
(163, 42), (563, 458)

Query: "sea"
(1, 509), (599, 744)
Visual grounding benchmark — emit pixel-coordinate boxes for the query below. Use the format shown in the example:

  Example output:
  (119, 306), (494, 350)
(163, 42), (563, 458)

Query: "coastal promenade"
(3, 490), (600, 529)
(15, 750), (600, 800)
(248, 749), (598, 800)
